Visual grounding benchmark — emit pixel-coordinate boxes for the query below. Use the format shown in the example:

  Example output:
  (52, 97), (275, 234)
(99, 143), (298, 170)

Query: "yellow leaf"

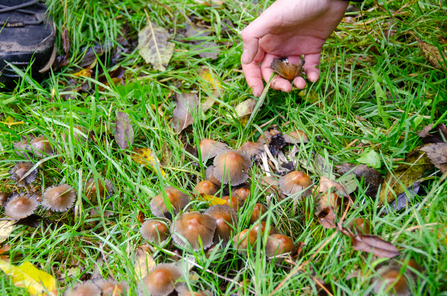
(198, 193), (226, 205)
(72, 67), (93, 78)
(2, 116), (24, 128)
(0, 221), (15, 244)
(198, 67), (221, 92)
(132, 147), (166, 176)
(134, 247), (156, 281)
(0, 260), (57, 296)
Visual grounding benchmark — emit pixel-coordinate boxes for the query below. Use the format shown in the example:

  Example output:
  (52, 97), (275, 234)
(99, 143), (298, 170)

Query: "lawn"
(0, 0), (447, 295)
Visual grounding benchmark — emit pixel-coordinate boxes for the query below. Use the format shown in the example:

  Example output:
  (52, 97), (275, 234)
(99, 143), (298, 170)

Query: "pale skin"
(241, 0), (350, 96)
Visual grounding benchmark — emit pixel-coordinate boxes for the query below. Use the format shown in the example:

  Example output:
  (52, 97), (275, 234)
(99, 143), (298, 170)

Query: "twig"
(99, 243), (116, 282)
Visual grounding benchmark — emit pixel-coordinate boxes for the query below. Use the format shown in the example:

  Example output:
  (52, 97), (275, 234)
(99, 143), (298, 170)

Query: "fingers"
(288, 56), (307, 89)
(240, 17), (273, 65)
(303, 53), (321, 82)
(260, 54), (292, 92)
(241, 48), (266, 97)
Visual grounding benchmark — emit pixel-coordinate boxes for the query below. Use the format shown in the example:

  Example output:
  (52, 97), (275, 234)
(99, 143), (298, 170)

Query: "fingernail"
(242, 49), (250, 64)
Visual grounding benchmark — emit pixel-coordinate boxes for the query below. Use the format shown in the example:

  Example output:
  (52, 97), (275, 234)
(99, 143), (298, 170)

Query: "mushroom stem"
(260, 152), (271, 176)
(277, 151), (289, 165)
(290, 145), (299, 159)
(263, 144), (281, 173)
(24, 185), (30, 194)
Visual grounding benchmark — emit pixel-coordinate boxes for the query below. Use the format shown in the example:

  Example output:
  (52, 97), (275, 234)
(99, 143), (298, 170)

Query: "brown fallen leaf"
(336, 163), (383, 197)
(418, 123), (447, 144)
(134, 246), (156, 281)
(351, 234), (400, 258)
(379, 147), (433, 204)
(319, 176), (349, 196)
(235, 99), (256, 127)
(115, 112), (134, 149)
(420, 143), (447, 173)
(416, 37), (446, 71)
(137, 211), (145, 224)
(317, 206), (337, 229)
(138, 20), (175, 71)
(172, 92), (199, 134)
(52, 28), (70, 71)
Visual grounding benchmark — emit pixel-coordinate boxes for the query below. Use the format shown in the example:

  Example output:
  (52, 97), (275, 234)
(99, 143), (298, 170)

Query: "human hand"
(241, 0), (349, 96)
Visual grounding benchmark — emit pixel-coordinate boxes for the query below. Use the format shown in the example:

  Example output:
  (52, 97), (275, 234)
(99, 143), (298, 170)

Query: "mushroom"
(13, 137), (32, 159)
(233, 229), (257, 255)
(251, 221), (278, 237)
(270, 57), (305, 81)
(250, 203), (268, 224)
(204, 205), (238, 246)
(283, 130), (309, 144)
(42, 184), (76, 212)
(205, 166), (221, 186)
(177, 285), (213, 296)
(348, 218), (371, 235)
(195, 181), (219, 196)
(279, 171), (313, 198)
(85, 177), (113, 200)
(97, 280), (128, 296)
(232, 184), (250, 201)
(171, 211), (217, 251)
(137, 263), (183, 296)
(9, 162), (38, 187)
(141, 220), (170, 245)
(265, 234), (296, 257)
(0, 192), (12, 207)
(150, 186), (190, 219)
(222, 196), (244, 212)
(64, 281), (101, 296)
(237, 142), (264, 161)
(213, 150), (252, 186)
(257, 128), (281, 144)
(373, 264), (414, 296)
(4, 194), (38, 219)
(199, 139), (228, 162)
(27, 135), (53, 158)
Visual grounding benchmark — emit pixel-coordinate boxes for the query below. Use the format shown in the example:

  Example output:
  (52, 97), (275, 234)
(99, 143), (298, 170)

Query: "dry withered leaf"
(386, 181), (421, 213)
(235, 99), (256, 127)
(52, 28), (70, 71)
(336, 163), (383, 197)
(134, 246), (156, 281)
(379, 147), (433, 204)
(115, 112), (134, 149)
(319, 176), (349, 196)
(0, 221), (15, 244)
(317, 206), (336, 229)
(351, 234), (400, 258)
(416, 37), (446, 71)
(172, 92), (199, 134)
(137, 211), (145, 224)
(138, 21), (175, 71)
(420, 143), (447, 173)
(419, 123), (447, 144)
(132, 147), (165, 176)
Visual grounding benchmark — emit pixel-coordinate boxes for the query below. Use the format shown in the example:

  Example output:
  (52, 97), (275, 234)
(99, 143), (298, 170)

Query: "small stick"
(99, 243), (116, 282)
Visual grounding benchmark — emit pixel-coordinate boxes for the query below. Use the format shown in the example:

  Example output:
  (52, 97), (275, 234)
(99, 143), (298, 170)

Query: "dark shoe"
(0, 0), (56, 89)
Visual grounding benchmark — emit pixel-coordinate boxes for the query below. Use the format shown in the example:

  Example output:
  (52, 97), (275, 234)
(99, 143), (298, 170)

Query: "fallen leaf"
(172, 92), (199, 134)
(115, 111), (134, 149)
(52, 29), (70, 71)
(0, 260), (57, 295)
(137, 211), (145, 224)
(351, 234), (400, 258)
(418, 123), (447, 144)
(201, 94), (217, 113)
(198, 67), (221, 90)
(357, 149), (381, 169)
(0, 221), (15, 244)
(336, 173), (358, 195)
(134, 247), (156, 281)
(416, 37), (446, 71)
(72, 67), (93, 78)
(420, 143), (447, 173)
(198, 193), (227, 206)
(384, 182), (421, 213)
(319, 176), (349, 196)
(138, 21), (175, 71)
(197, 42), (220, 59)
(235, 99), (256, 127)
(0, 244), (10, 255)
(317, 206), (336, 229)
(379, 147), (433, 204)
(132, 147), (166, 176)
(336, 164), (383, 197)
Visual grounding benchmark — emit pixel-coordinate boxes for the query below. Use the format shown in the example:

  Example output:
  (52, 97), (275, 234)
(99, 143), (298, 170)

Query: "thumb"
(240, 17), (272, 64)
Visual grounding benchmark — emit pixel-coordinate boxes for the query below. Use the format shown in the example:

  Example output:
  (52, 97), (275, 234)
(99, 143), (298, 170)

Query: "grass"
(1, 0), (447, 295)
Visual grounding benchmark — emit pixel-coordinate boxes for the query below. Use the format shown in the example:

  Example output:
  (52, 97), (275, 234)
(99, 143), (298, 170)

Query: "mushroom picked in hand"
(140, 220), (170, 245)
(150, 186), (190, 219)
(9, 162), (38, 187)
(213, 150), (252, 186)
(137, 263), (184, 296)
(270, 57), (305, 81)
(171, 211), (217, 251)
(42, 184), (76, 212)
(204, 205), (238, 246)
(4, 193), (38, 219)
(279, 171), (313, 198)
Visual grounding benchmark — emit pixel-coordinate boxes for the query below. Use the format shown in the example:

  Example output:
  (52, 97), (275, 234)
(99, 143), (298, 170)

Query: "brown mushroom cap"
(204, 243), (221, 259)
(150, 186), (190, 219)
(373, 265), (412, 296)
(205, 166), (221, 186)
(177, 285), (213, 296)
(251, 221), (278, 237)
(9, 162), (38, 187)
(237, 142), (264, 159)
(171, 211), (217, 251)
(195, 181), (219, 196)
(279, 171), (313, 197)
(4, 194), (38, 219)
(233, 229), (257, 255)
(97, 280), (128, 296)
(232, 184), (250, 201)
(85, 178), (113, 200)
(283, 130), (309, 144)
(13, 138), (32, 159)
(199, 139), (228, 162)
(137, 263), (183, 296)
(213, 151), (252, 186)
(348, 218), (371, 235)
(317, 192), (340, 213)
(265, 234), (296, 257)
(222, 196), (243, 212)
(0, 192), (12, 207)
(204, 205), (238, 246)
(141, 220), (170, 244)
(42, 184), (76, 212)
(250, 203), (268, 224)
(65, 281), (101, 296)
(28, 136), (53, 158)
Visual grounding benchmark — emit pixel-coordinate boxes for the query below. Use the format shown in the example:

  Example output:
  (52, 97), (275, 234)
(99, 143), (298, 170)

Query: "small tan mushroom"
(137, 263), (183, 296)
(251, 221), (278, 237)
(222, 196), (244, 212)
(265, 234), (296, 257)
(250, 203), (268, 224)
(97, 280), (128, 296)
(199, 139), (228, 162)
(373, 264), (415, 296)
(283, 130), (309, 144)
(348, 218), (372, 235)
(85, 177), (113, 200)
(233, 229), (257, 255)
(171, 211), (217, 251)
(141, 220), (170, 245)
(204, 205), (238, 246)
(237, 142), (264, 159)
(213, 151), (252, 186)
(28, 135), (53, 158)
(279, 171), (312, 198)
(177, 285), (213, 296)
(0, 192), (12, 207)
(205, 166), (221, 186)
(150, 186), (190, 219)
(4, 194), (38, 219)
(13, 137), (32, 159)
(64, 281), (101, 296)
(232, 184), (250, 201)
(195, 181), (219, 196)
(9, 162), (38, 187)
(42, 184), (76, 212)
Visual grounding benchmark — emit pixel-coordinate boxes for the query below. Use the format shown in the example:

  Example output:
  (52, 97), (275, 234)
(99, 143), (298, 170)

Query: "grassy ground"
(1, 0), (447, 295)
